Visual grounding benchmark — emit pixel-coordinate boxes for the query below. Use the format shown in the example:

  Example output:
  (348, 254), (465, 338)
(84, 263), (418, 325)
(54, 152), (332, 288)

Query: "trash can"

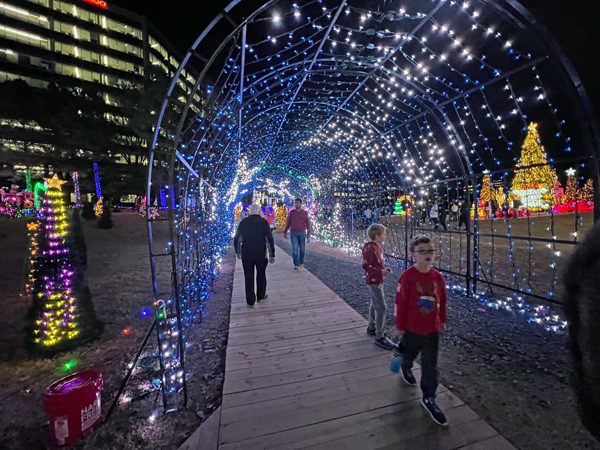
(45, 369), (103, 446)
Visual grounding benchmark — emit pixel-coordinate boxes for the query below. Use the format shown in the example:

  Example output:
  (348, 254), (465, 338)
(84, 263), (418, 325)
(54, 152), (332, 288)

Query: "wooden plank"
(227, 315), (364, 339)
(224, 333), (370, 362)
(218, 392), (464, 450)
(222, 369), (436, 425)
(225, 339), (381, 371)
(221, 364), (396, 409)
(218, 245), (515, 450)
(225, 346), (382, 381)
(456, 434), (516, 450)
(177, 406), (221, 450)
(224, 352), (391, 395)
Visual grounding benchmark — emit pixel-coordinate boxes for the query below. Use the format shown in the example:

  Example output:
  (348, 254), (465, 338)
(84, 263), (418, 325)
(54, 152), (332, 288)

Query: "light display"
(563, 168), (578, 204)
(72, 172), (82, 208)
(25, 170), (33, 193)
(480, 175), (492, 203)
(93, 163), (102, 199)
(275, 204), (288, 229)
(29, 175), (78, 349)
(144, 0), (600, 411)
(510, 123), (557, 211)
(581, 179), (594, 203)
(94, 198), (104, 216)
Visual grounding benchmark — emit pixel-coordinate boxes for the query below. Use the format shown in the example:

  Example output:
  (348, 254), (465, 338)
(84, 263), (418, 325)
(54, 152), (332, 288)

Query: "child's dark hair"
(409, 235), (432, 252)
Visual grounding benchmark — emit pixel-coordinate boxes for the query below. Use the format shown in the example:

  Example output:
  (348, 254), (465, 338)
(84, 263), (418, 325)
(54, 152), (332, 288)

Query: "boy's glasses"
(416, 249), (437, 255)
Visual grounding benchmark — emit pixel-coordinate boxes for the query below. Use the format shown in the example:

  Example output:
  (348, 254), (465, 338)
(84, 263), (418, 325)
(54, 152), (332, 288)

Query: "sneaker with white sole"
(294, 266), (299, 270)
(247, 303), (255, 308)
(421, 396), (448, 426)
(374, 335), (395, 350)
(257, 294), (268, 303)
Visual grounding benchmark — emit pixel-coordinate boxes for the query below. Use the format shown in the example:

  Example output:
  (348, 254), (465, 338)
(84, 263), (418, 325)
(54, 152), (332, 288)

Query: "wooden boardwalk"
(218, 245), (516, 450)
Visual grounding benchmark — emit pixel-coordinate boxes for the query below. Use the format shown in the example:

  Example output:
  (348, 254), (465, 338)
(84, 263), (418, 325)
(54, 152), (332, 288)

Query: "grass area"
(0, 211), (171, 449)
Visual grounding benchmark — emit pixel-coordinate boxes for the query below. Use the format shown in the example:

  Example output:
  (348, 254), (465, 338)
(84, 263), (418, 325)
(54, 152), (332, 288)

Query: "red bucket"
(45, 369), (103, 446)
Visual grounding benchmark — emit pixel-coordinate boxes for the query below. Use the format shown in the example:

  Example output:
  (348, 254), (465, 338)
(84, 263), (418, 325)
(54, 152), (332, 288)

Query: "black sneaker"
(247, 303), (255, 308)
(366, 325), (376, 336)
(421, 396), (448, 426)
(401, 367), (417, 386)
(257, 294), (268, 303)
(294, 266), (299, 270)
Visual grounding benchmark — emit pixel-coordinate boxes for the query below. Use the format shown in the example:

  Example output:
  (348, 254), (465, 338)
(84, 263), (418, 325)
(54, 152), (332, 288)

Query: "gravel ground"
(274, 232), (599, 450)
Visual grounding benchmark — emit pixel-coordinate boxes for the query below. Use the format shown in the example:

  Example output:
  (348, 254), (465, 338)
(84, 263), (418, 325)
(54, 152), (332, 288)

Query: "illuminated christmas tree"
(563, 168), (578, 204)
(394, 197), (404, 215)
(275, 203), (288, 229)
(480, 175), (492, 203)
(510, 123), (558, 210)
(581, 179), (594, 202)
(28, 175), (100, 352)
(234, 203), (243, 225)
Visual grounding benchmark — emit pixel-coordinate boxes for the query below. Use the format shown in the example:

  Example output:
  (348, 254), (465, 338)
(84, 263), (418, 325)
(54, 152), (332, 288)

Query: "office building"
(0, 0), (201, 174)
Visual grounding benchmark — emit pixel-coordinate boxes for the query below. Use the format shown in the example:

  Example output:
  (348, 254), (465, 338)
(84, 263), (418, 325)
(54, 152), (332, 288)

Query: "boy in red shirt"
(362, 224), (395, 350)
(394, 235), (448, 426)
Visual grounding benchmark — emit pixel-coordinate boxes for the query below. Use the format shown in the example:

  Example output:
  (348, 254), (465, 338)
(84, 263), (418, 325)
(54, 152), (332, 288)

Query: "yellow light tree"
(480, 175), (492, 203)
(275, 203), (288, 229)
(563, 168), (578, 203)
(510, 123), (557, 210)
(581, 178), (594, 202)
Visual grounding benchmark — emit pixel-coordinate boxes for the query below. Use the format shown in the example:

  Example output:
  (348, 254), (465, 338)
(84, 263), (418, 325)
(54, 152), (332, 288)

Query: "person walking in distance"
(391, 235), (448, 426)
(450, 202), (459, 222)
(284, 198), (311, 270)
(233, 204), (275, 308)
(362, 224), (395, 350)
(458, 201), (470, 231)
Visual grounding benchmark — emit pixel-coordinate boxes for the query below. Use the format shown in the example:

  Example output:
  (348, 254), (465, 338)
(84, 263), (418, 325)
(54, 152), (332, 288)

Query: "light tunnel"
(144, 0), (600, 409)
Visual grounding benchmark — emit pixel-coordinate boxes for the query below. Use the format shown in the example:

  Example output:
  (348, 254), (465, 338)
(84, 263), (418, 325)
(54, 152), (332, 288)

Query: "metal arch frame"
(265, 0), (348, 162)
(183, 61), (473, 181)
(145, 0), (600, 411)
(308, 0), (449, 141)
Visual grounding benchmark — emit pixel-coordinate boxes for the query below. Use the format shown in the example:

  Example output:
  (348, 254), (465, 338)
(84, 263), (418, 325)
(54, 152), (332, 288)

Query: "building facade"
(0, 0), (198, 100)
(0, 0), (202, 181)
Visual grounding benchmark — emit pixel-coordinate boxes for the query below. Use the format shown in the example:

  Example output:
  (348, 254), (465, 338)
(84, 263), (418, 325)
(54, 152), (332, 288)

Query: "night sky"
(111, 0), (600, 117)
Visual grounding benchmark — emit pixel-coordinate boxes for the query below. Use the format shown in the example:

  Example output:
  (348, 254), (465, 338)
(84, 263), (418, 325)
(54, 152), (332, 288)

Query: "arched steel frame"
(145, 0), (600, 410)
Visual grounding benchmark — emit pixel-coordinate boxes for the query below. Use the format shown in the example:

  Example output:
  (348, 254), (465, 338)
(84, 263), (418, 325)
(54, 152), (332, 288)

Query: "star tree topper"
(44, 174), (68, 191)
(565, 168), (576, 176)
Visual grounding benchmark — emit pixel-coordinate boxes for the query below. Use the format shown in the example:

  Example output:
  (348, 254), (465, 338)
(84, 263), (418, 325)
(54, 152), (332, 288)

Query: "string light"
(145, 0), (597, 409)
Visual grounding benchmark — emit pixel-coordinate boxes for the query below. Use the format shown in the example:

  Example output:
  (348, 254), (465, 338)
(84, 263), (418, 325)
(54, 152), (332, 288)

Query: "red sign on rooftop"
(83, 0), (108, 9)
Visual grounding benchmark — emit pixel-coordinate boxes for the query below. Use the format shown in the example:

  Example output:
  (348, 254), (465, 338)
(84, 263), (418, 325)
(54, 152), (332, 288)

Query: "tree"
(511, 123), (558, 210)
(81, 201), (97, 221)
(98, 200), (114, 229)
(275, 204), (288, 229)
(394, 197), (404, 215)
(27, 175), (101, 353)
(68, 208), (87, 271)
(480, 175), (492, 203)
(564, 171), (579, 203)
(581, 179), (594, 202)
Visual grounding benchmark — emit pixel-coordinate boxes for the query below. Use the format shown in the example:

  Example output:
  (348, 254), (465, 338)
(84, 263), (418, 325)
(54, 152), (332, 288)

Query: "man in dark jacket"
(234, 204), (275, 307)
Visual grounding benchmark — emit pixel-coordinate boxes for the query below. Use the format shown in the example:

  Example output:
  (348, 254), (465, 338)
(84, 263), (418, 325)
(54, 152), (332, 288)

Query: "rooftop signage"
(83, 0), (108, 9)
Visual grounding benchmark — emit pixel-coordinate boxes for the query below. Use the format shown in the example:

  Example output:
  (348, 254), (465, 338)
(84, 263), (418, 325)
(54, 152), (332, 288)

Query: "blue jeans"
(290, 232), (306, 266)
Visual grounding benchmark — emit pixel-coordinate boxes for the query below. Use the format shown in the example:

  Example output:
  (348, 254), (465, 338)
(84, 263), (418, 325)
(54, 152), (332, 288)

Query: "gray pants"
(367, 284), (387, 339)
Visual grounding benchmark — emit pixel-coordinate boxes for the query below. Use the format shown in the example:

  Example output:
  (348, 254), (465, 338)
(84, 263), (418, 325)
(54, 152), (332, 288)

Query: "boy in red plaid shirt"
(394, 235), (448, 426)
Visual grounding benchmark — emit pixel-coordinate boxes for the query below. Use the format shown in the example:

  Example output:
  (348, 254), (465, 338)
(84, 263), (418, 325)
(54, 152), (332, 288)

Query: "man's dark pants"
(401, 331), (439, 398)
(242, 254), (268, 306)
